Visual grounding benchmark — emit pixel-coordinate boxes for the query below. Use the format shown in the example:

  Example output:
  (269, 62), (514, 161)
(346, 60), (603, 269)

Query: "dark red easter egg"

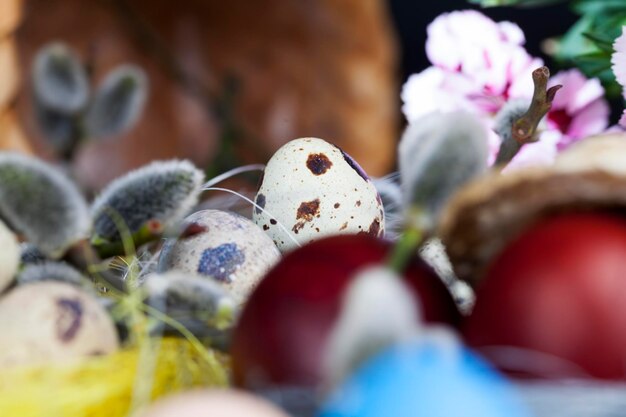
(464, 212), (626, 380)
(231, 233), (460, 388)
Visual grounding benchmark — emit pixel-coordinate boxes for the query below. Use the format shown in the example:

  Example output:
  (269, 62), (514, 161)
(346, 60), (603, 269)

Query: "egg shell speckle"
(159, 210), (281, 304)
(253, 137), (384, 252)
(0, 282), (119, 368)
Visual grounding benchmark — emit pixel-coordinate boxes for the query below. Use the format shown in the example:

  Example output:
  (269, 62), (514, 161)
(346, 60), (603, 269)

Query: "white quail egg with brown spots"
(0, 219), (19, 293)
(253, 137), (384, 252)
(158, 209), (281, 304)
(0, 282), (119, 368)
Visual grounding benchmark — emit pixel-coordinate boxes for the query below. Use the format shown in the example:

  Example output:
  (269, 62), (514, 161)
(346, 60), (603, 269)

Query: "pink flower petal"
(401, 67), (478, 122)
(426, 10), (519, 73)
(620, 110), (626, 128)
(612, 26), (626, 90)
(498, 21), (525, 45)
(567, 98), (610, 140)
(507, 54), (544, 99)
(503, 130), (561, 173)
(550, 70), (604, 114)
(404, 9), (594, 170)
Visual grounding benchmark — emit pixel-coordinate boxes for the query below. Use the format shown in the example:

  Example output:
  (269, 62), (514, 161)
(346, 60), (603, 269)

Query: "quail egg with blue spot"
(159, 209), (281, 304)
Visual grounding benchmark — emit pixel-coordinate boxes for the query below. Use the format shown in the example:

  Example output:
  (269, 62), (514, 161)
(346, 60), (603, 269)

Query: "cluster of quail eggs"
(0, 137), (384, 372)
(160, 137), (384, 302)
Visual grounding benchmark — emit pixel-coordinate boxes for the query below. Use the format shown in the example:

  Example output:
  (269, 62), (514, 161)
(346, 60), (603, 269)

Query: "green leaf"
(554, 15), (598, 62)
(572, 51), (613, 76)
(468, 0), (567, 7)
(582, 32), (617, 54)
(572, 0), (626, 15)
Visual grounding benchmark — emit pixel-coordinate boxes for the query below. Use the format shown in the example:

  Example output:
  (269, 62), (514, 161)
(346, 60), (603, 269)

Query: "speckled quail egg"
(159, 209), (281, 304)
(253, 137), (385, 252)
(138, 389), (290, 417)
(0, 282), (119, 368)
(0, 219), (19, 293)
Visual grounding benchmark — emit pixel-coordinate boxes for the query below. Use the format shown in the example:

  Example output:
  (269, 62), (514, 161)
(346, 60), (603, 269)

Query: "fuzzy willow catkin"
(17, 261), (91, 290)
(32, 42), (89, 114)
(323, 266), (421, 388)
(398, 111), (489, 229)
(144, 271), (235, 328)
(91, 160), (205, 243)
(0, 153), (90, 258)
(85, 65), (148, 139)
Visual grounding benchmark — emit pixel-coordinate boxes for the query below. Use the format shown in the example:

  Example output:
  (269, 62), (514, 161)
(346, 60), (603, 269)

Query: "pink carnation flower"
(402, 10), (609, 169)
(611, 26), (626, 127)
(547, 69), (609, 149)
(403, 10), (541, 121)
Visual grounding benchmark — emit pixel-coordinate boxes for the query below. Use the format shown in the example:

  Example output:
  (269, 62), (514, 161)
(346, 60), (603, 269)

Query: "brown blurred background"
(3, 0), (398, 190)
(0, 0), (576, 191)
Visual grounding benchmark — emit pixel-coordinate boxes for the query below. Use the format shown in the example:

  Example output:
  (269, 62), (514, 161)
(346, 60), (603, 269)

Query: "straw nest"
(0, 337), (229, 417)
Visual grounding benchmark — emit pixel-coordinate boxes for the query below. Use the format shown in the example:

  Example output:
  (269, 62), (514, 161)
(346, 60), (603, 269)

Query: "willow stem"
(495, 66), (562, 166)
(92, 220), (207, 259)
(93, 219), (164, 259)
(64, 239), (127, 293)
(512, 66), (562, 144)
(387, 226), (423, 273)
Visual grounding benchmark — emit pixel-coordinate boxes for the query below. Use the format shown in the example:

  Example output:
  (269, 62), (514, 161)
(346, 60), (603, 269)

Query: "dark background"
(388, 0), (578, 80)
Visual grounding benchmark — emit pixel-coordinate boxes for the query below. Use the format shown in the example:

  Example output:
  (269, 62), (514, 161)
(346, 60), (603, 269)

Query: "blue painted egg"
(318, 340), (530, 417)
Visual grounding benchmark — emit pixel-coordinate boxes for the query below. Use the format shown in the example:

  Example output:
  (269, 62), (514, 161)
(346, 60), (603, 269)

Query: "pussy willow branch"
(512, 66), (562, 145)
(106, 0), (268, 162)
(64, 239), (127, 292)
(92, 220), (207, 259)
(495, 66), (562, 166)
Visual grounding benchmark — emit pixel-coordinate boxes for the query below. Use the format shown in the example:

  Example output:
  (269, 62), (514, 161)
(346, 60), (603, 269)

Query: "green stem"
(387, 226), (423, 273)
(92, 219), (164, 259)
(64, 239), (127, 293)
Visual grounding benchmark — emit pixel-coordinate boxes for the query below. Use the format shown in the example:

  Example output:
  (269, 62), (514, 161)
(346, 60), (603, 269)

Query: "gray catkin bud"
(34, 101), (80, 153)
(0, 153), (91, 258)
(85, 65), (148, 139)
(91, 160), (205, 242)
(20, 243), (48, 265)
(32, 43), (89, 114)
(398, 111), (489, 228)
(323, 266), (421, 388)
(17, 261), (92, 291)
(494, 99), (531, 166)
(144, 271), (235, 326)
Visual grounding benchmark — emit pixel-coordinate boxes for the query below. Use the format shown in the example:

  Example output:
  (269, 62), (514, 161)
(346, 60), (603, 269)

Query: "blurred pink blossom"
(402, 10), (541, 121)
(547, 69), (609, 149)
(611, 26), (626, 128)
(402, 10), (609, 170)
